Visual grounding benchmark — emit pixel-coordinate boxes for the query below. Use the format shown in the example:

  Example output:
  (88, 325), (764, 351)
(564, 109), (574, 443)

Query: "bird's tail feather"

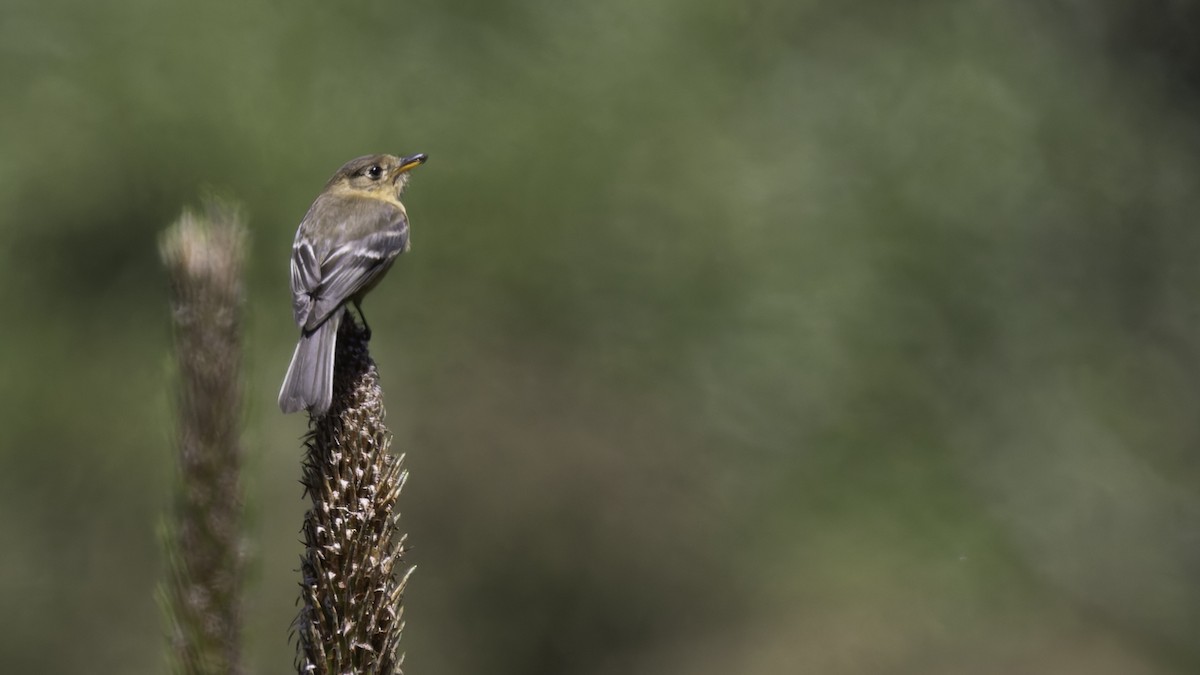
(278, 310), (343, 415)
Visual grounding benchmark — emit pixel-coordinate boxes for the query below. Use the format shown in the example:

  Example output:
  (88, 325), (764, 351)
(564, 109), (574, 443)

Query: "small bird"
(279, 152), (427, 415)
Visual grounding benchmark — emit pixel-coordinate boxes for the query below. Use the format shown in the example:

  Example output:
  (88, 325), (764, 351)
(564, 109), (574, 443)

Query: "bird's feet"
(351, 301), (372, 341)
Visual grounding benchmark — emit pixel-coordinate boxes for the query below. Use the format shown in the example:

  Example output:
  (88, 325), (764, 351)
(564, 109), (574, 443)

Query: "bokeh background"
(5, 0), (1200, 673)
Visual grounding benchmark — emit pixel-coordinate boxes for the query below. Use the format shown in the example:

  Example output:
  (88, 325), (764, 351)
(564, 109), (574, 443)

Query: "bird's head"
(326, 153), (427, 203)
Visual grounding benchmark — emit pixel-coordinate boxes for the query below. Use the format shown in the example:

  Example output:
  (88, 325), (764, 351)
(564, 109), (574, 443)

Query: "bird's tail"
(278, 310), (343, 415)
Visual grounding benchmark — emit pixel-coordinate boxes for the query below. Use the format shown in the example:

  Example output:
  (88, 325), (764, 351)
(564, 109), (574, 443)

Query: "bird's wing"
(290, 203), (409, 332)
(290, 238), (322, 327)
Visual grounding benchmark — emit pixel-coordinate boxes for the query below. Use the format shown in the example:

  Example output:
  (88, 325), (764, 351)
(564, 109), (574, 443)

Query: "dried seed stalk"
(160, 199), (248, 675)
(295, 319), (411, 675)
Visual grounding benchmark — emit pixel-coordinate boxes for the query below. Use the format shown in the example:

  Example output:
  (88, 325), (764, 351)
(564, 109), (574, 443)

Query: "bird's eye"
(366, 165), (383, 180)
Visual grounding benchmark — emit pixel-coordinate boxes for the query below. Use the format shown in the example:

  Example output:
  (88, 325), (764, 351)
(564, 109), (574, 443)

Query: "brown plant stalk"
(159, 199), (248, 675)
(295, 318), (412, 674)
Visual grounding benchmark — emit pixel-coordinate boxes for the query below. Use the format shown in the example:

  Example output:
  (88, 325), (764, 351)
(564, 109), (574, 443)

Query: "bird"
(278, 152), (427, 415)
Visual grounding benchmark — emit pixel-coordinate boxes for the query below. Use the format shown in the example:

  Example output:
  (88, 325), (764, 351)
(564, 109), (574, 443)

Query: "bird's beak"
(395, 153), (428, 174)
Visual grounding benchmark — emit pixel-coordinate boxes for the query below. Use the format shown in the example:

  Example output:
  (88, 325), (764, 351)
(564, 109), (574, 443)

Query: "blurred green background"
(5, 0), (1200, 673)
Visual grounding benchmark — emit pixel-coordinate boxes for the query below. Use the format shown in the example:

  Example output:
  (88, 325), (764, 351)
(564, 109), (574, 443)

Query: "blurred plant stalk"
(159, 199), (248, 675)
(295, 320), (411, 674)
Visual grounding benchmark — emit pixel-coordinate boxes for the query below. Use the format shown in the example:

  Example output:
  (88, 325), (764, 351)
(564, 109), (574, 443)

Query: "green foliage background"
(4, 1), (1200, 673)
